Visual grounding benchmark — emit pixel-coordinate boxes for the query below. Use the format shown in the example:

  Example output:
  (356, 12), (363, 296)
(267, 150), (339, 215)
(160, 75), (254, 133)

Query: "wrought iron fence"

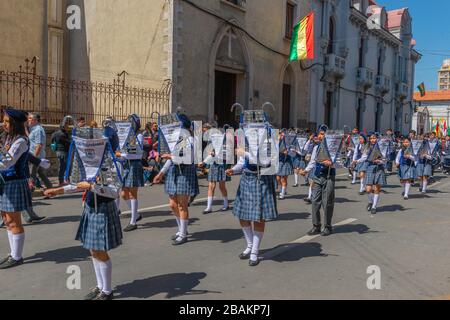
(0, 59), (171, 125)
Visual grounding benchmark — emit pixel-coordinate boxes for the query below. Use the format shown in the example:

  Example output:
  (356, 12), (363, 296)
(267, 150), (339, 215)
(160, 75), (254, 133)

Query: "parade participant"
(304, 133), (318, 204)
(345, 127), (359, 179)
(225, 114), (278, 267)
(300, 125), (339, 236)
(416, 136), (435, 194)
(0, 108), (33, 269)
(351, 133), (368, 193)
(200, 134), (230, 214)
(276, 131), (293, 200)
(395, 138), (417, 200)
(44, 129), (122, 300)
(116, 115), (144, 232)
(428, 132), (441, 180)
(291, 132), (308, 188)
(153, 113), (199, 245)
(385, 129), (396, 173)
(354, 133), (387, 215)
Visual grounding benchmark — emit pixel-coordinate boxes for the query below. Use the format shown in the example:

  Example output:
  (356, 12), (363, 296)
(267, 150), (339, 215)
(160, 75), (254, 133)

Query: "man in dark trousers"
(51, 120), (71, 186)
(300, 125), (336, 236)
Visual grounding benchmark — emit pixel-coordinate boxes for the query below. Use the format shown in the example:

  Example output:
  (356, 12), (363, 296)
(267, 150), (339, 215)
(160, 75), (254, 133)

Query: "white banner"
(245, 123), (267, 165)
(325, 134), (343, 163)
(160, 124), (182, 153)
(116, 122), (132, 150)
(351, 136), (360, 148)
(210, 132), (225, 156)
(428, 141), (437, 155)
(378, 139), (390, 158)
(73, 137), (107, 181)
(412, 140), (423, 156)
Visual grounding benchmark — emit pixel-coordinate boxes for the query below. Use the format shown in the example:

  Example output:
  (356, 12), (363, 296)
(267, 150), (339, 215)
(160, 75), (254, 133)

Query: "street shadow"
(39, 215), (81, 225)
(261, 242), (327, 263)
(287, 194), (308, 201)
(335, 197), (358, 204)
(189, 228), (243, 243)
(25, 246), (90, 264)
(377, 204), (409, 213)
(139, 218), (200, 230)
(408, 194), (431, 199)
(425, 189), (447, 194)
(31, 201), (52, 207)
(384, 184), (402, 189)
(121, 210), (172, 220)
(191, 200), (234, 207)
(333, 224), (378, 235)
(335, 186), (348, 190)
(275, 212), (310, 221)
(115, 272), (219, 299)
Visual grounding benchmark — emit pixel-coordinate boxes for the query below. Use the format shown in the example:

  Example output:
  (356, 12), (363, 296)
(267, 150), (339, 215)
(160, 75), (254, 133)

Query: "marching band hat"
(359, 132), (368, 143)
(318, 124), (328, 133)
(4, 107), (28, 123)
(128, 114), (141, 131)
(178, 113), (192, 129)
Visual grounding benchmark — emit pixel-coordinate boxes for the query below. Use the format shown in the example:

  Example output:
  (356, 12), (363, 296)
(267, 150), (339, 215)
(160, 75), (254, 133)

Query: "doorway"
(282, 84), (291, 129)
(214, 70), (237, 127)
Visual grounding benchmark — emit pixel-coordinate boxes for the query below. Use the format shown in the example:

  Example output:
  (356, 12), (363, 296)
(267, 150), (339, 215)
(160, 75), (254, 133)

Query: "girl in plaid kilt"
(395, 138), (417, 200)
(276, 132), (293, 200)
(226, 149), (278, 267)
(115, 114), (145, 233)
(354, 133), (386, 215)
(200, 150), (230, 214)
(153, 114), (199, 246)
(45, 177), (122, 300)
(0, 108), (32, 270)
(416, 137), (436, 194)
(351, 134), (368, 194)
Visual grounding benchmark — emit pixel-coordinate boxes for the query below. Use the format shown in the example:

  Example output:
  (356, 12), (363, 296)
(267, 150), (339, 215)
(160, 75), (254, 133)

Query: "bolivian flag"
(289, 12), (315, 62)
(417, 82), (426, 97)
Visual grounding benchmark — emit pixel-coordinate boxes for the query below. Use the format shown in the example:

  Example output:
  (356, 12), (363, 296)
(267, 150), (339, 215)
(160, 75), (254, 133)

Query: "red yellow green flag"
(289, 12), (315, 62)
(417, 82), (426, 97)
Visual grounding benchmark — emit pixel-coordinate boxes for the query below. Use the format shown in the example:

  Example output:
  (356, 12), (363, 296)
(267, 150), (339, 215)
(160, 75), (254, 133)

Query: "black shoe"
(249, 259), (260, 267)
(31, 216), (46, 224)
(307, 226), (322, 236)
(94, 292), (114, 300)
(172, 236), (188, 246)
(118, 210), (122, 216)
(239, 251), (251, 260)
(0, 221), (4, 228)
(203, 209), (212, 215)
(0, 255), (11, 266)
(0, 256), (24, 269)
(221, 206), (230, 212)
(24, 217), (33, 224)
(304, 198), (312, 204)
(293, 184), (299, 188)
(367, 203), (373, 212)
(359, 191), (365, 195)
(84, 287), (101, 300)
(321, 227), (332, 237)
(136, 215), (143, 223)
(170, 232), (188, 241)
(123, 224), (137, 232)
(371, 208), (377, 215)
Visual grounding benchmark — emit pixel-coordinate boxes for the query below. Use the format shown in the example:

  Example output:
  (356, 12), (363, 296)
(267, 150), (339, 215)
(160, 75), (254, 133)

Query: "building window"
(327, 18), (335, 54)
(358, 38), (364, 68)
(356, 98), (363, 129)
(224, 0), (246, 8)
(375, 103), (381, 132)
(285, 2), (296, 39)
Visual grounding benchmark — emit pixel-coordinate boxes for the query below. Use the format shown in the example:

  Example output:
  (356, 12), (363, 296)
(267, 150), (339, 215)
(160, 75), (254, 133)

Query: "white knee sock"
(280, 187), (286, 197)
(352, 171), (357, 183)
(174, 215), (181, 235)
(422, 180), (428, 192)
(294, 174), (299, 185)
(373, 194), (380, 209)
(308, 186), (312, 199)
(223, 197), (229, 208)
(360, 180), (365, 192)
(250, 231), (263, 262)
(7, 230), (14, 256)
(179, 219), (188, 238)
(242, 226), (253, 255)
(368, 193), (374, 203)
(130, 199), (139, 225)
(405, 183), (411, 197)
(115, 198), (120, 210)
(92, 258), (103, 291)
(206, 197), (213, 210)
(98, 259), (112, 295)
(11, 233), (25, 261)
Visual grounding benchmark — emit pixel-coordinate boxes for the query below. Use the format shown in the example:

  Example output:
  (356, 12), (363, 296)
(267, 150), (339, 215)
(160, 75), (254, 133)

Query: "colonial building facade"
(308, 0), (421, 134)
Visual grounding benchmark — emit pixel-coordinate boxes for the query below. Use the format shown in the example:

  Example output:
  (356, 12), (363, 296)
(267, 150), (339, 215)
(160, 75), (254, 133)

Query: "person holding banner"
(0, 108), (33, 269)
(351, 133), (368, 194)
(395, 138), (417, 200)
(291, 133), (308, 188)
(115, 115), (144, 232)
(153, 114), (199, 246)
(345, 127), (360, 179)
(416, 138), (435, 194)
(303, 133), (318, 204)
(354, 133), (386, 215)
(300, 125), (338, 236)
(276, 131), (293, 200)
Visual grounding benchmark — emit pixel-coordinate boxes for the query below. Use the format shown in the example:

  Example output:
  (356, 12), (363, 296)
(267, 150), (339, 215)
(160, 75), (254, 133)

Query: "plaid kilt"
(122, 160), (144, 188)
(291, 155), (306, 169)
(0, 179), (32, 212)
(398, 165), (417, 181)
(165, 164), (199, 196)
(207, 163), (231, 182)
(364, 164), (387, 186)
(277, 160), (293, 176)
(416, 162), (432, 177)
(233, 172), (278, 222)
(75, 201), (123, 252)
(355, 161), (367, 173)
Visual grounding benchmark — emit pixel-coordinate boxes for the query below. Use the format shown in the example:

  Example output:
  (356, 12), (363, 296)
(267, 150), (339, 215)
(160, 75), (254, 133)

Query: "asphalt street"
(1, 170), (450, 300)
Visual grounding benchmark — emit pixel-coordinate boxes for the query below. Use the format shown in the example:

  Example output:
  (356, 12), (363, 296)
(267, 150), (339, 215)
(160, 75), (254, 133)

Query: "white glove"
(39, 159), (51, 170)
(426, 155), (432, 160)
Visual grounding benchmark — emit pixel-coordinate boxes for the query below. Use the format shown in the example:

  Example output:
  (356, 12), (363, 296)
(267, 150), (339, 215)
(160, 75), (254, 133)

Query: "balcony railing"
(375, 75), (391, 95)
(396, 82), (409, 99)
(356, 67), (374, 89)
(324, 54), (346, 79)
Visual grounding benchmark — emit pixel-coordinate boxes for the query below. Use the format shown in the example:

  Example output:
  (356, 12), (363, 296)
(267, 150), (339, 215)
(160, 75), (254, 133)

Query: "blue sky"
(377, 0), (450, 90)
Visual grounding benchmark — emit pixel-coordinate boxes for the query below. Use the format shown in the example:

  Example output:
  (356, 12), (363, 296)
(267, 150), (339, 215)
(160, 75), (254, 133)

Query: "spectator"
(77, 117), (86, 128)
(90, 120), (98, 128)
(27, 113), (53, 189)
(150, 122), (159, 150)
(51, 120), (71, 186)
(143, 149), (160, 186)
